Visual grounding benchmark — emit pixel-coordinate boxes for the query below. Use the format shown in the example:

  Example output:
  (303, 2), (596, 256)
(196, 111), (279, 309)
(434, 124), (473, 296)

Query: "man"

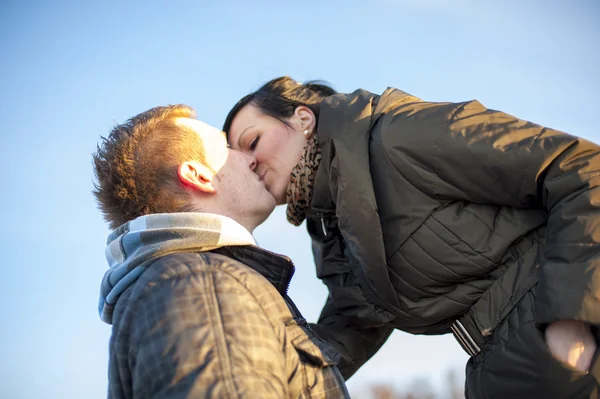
(93, 105), (350, 398)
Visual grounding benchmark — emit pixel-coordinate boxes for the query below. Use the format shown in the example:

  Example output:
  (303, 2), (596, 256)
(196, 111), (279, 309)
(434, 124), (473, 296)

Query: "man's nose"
(240, 152), (257, 170)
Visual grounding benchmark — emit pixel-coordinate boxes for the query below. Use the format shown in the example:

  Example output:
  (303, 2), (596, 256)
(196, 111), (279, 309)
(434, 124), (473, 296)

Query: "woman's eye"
(249, 136), (259, 151)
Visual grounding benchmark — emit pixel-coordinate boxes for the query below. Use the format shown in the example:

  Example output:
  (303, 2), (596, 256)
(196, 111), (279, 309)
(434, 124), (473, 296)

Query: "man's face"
(175, 118), (276, 226)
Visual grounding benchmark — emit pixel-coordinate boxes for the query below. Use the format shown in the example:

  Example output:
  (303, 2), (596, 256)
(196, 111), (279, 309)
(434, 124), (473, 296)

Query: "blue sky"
(1, 1), (598, 398)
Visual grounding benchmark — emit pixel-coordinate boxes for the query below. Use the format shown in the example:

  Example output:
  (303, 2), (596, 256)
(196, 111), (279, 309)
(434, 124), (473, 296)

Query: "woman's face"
(227, 103), (312, 205)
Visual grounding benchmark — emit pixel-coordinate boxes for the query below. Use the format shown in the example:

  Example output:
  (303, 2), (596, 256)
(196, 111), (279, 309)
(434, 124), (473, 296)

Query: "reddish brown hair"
(93, 105), (206, 229)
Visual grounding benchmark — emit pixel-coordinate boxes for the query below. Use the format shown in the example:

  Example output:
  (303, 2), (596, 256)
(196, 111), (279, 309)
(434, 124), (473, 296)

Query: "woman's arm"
(310, 295), (394, 380)
(380, 97), (600, 369)
(393, 98), (600, 327)
(307, 213), (397, 379)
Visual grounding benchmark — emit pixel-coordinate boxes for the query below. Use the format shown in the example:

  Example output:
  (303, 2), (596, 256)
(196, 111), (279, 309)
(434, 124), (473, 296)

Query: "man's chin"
(256, 202), (277, 225)
(265, 202), (277, 218)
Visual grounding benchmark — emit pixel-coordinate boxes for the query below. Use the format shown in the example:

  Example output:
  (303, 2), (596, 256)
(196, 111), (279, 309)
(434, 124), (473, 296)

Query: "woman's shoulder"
(322, 87), (421, 120)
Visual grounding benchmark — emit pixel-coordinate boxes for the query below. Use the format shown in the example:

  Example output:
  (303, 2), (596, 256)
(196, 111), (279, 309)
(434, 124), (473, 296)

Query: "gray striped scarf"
(98, 212), (256, 324)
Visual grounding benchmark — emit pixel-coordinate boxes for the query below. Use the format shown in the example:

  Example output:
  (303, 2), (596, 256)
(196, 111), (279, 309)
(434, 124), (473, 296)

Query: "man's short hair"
(93, 104), (206, 229)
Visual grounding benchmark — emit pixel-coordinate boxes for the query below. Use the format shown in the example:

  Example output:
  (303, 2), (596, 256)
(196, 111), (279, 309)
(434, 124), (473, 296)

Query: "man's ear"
(178, 161), (216, 193)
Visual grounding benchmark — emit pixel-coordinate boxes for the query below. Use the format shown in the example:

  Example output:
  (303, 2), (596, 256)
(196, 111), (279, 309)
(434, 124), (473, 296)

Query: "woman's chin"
(268, 182), (288, 205)
(273, 191), (287, 206)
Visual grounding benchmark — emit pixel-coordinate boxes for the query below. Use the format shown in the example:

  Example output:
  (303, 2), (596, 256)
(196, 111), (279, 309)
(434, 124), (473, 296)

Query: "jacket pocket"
(292, 335), (339, 367)
(468, 236), (542, 338)
(287, 322), (351, 399)
(286, 320), (340, 367)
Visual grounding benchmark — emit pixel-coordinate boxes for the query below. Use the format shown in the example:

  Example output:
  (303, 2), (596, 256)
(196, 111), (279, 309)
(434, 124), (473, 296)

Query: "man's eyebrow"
(237, 125), (255, 148)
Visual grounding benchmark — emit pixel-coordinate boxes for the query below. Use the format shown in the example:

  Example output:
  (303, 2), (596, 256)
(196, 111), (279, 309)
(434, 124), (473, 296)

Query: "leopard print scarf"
(286, 135), (322, 226)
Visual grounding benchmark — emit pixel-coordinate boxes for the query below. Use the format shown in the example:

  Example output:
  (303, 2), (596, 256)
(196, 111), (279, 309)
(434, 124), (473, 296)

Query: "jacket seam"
(409, 230), (473, 277)
(387, 250), (443, 295)
(421, 220), (494, 271)
(204, 269), (240, 398)
(445, 101), (469, 126)
(429, 214), (497, 266)
(391, 240), (458, 285)
(377, 136), (439, 260)
(461, 206), (528, 241)
(388, 253), (472, 308)
(518, 127), (547, 203)
(199, 253), (285, 333)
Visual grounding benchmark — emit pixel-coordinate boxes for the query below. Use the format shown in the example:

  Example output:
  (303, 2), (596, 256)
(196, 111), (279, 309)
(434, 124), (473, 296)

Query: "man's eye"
(249, 136), (259, 151)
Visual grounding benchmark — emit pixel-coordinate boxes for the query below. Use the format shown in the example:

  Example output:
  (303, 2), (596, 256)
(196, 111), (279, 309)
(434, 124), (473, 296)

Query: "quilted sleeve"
(379, 97), (600, 327)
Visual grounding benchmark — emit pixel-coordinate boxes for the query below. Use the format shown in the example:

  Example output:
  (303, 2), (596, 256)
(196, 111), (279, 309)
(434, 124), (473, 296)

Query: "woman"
(223, 77), (600, 398)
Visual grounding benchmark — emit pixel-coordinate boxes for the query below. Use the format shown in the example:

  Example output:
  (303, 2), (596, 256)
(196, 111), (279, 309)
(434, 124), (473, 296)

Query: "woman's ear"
(294, 106), (316, 135)
(177, 161), (216, 193)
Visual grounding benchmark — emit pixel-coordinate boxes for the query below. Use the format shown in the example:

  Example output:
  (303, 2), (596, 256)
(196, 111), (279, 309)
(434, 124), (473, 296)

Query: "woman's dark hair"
(222, 76), (336, 138)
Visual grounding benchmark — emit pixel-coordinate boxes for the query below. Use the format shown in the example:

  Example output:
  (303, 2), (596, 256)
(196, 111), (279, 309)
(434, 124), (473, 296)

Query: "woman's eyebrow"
(237, 125), (255, 148)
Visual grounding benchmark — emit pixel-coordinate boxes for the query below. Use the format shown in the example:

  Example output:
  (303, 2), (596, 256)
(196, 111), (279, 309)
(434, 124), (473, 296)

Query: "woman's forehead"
(227, 105), (263, 142)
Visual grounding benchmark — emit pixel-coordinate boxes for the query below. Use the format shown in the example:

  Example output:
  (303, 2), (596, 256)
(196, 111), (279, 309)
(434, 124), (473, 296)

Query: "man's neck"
(188, 201), (257, 235)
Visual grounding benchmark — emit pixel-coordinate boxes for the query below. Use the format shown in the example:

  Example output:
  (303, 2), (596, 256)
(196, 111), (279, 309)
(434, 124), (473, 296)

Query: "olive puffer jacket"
(307, 88), (600, 378)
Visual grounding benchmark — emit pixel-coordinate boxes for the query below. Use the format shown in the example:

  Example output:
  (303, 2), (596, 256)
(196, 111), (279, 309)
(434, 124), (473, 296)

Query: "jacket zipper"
(320, 214), (327, 237)
(284, 294), (315, 333)
(240, 246), (313, 332)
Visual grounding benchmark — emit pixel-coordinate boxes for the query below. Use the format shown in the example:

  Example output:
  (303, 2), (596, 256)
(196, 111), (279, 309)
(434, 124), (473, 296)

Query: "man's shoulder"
(129, 251), (283, 306)
(144, 251), (269, 284)
(112, 250), (293, 331)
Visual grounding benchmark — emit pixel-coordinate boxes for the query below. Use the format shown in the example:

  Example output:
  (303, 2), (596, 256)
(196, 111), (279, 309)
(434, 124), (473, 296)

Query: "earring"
(303, 129), (311, 138)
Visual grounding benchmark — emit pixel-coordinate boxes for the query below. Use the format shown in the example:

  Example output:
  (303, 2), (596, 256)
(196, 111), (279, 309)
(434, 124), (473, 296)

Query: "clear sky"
(1, 1), (598, 398)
